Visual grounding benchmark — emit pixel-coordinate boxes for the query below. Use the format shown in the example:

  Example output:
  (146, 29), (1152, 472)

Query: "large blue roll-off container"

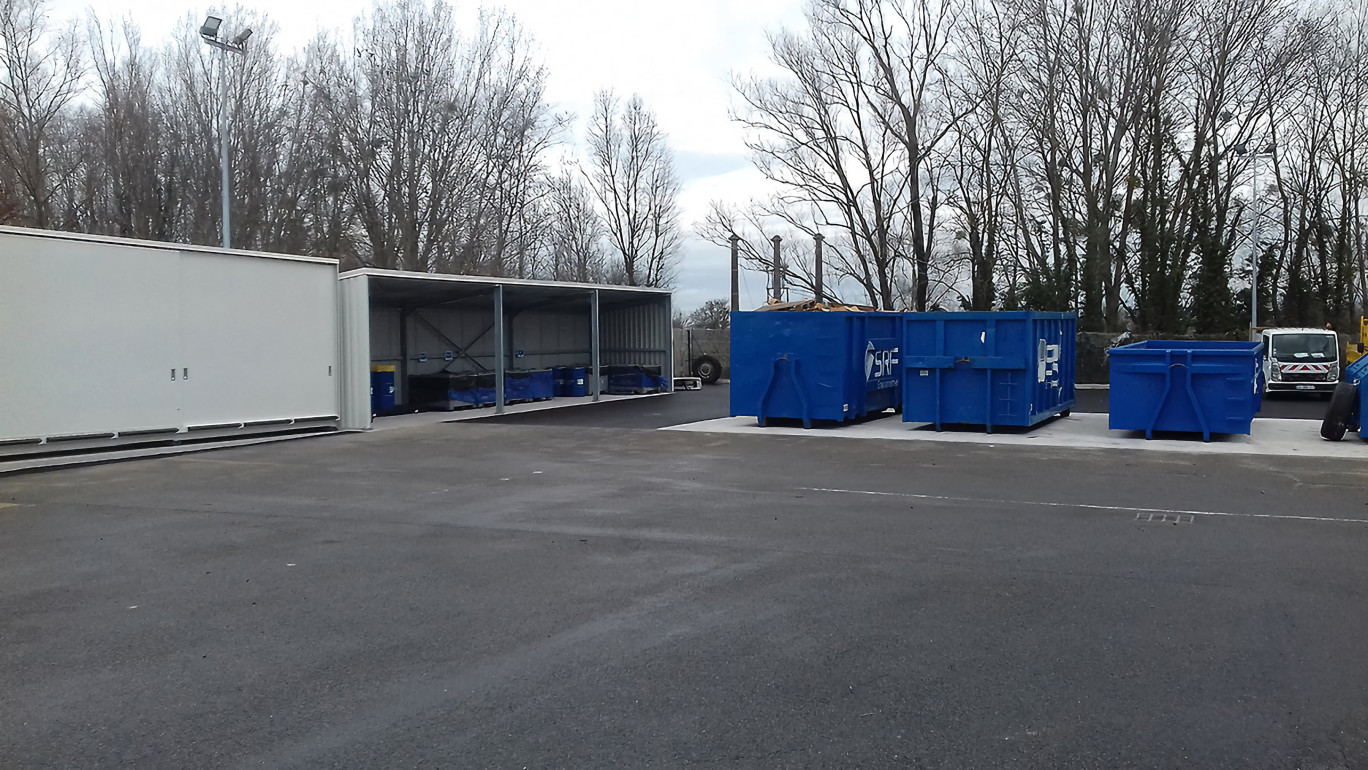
(900, 311), (1076, 432)
(730, 311), (901, 428)
(1108, 340), (1264, 441)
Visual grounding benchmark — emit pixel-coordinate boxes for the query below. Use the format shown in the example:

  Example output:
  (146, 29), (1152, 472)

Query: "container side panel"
(731, 312), (896, 423)
(178, 251), (339, 427)
(0, 235), (181, 440)
(1108, 341), (1262, 435)
(902, 312), (1076, 428)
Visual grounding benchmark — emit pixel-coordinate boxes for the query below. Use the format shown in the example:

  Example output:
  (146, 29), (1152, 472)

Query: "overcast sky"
(50, 0), (806, 312)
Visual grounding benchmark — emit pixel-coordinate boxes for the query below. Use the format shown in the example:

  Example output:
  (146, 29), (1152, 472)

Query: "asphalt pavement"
(4, 412), (1368, 768)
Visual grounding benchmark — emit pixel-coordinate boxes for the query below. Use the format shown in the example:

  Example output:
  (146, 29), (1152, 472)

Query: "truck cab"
(1261, 327), (1340, 394)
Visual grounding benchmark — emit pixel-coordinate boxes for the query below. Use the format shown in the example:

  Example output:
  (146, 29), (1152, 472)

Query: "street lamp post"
(1236, 142), (1275, 335)
(199, 16), (252, 250)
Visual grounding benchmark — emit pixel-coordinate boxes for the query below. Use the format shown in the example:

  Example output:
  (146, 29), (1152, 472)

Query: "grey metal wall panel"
(601, 297), (673, 384)
(407, 305), (496, 373)
(509, 309), (592, 370)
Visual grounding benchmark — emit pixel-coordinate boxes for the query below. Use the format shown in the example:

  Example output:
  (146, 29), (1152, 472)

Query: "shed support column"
(398, 308), (410, 408)
(591, 289), (601, 402)
(494, 286), (506, 415)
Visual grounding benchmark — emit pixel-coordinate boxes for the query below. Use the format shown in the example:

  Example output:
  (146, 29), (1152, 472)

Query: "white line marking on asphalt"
(798, 487), (1368, 524)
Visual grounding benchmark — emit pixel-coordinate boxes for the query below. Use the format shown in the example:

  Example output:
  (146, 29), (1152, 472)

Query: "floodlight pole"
(1237, 141), (1274, 336)
(201, 19), (249, 250)
(219, 63), (230, 249)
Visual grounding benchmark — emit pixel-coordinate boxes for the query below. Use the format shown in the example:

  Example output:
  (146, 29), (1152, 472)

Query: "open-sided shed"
(338, 269), (673, 430)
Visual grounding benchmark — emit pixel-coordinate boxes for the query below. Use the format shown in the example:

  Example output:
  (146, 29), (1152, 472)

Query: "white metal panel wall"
(177, 251), (339, 427)
(0, 235), (181, 440)
(339, 276), (372, 430)
(0, 231), (339, 446)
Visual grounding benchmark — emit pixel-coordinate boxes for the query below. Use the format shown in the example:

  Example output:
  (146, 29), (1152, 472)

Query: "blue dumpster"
(448, 373), (487, 407)
(900, 312), (1076, 432)
(553, 365), (587, 397)
(506, 369), (554, 402)
(731, 311), (901, 428)
(605, 364), (667, 394)
(370, 365), (396, 412)
(565, 365), (588, 397)
(1321, 353), (1367, 441)
(1353, 356), (1368, 439)
(410, 372), (479, 410)
(1108, 340), (1264, 441)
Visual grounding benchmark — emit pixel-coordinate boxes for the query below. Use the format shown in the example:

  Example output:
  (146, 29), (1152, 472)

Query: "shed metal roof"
(0, 225), (339, 267)
(341, 268), (671, 309)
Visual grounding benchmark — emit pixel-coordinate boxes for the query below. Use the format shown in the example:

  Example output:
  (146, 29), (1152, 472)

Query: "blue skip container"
(605, 365), (667, 394)
(506, 369), (554, 402)
(1108, 340), (1264, 441)
(901, 312), (1076, 432)
(730, 311), (901, 428)
(1322, 353), (1367, 440)
(370, 365), (396, 412)
(564, 366), (588, 397)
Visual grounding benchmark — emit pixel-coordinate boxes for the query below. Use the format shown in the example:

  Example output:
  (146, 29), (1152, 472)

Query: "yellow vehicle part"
(1348, 317), (1367, 364)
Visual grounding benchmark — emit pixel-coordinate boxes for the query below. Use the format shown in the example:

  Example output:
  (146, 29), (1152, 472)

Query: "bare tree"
(685, 299), (731, 329)
(546, 167), (606, 283)
(0, 0), (82, 228)
(821, 0), (970, 310)
(583, 91), (682, 288)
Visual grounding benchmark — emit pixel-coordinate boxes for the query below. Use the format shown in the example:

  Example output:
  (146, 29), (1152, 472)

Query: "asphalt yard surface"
(4, 389), (1366, 768)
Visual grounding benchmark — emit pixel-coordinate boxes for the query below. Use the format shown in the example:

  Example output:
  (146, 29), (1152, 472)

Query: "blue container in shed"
(605, 365), (667, 394)
(505, 369), (555, 402)
(552, 366), (568, 396)
(1108, 340), (1264, 441)
(566, 365), (588, 397)
(900, 312), (1076, 432)
(730, 311), (901, 428)
(369, 365), (396, 412)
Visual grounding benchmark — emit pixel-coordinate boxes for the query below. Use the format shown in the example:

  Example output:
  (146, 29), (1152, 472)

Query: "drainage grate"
(1135, 512), (1194, 525)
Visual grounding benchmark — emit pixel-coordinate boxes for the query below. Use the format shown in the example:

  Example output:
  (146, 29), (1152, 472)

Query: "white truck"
(1260, 327), (1340, 395)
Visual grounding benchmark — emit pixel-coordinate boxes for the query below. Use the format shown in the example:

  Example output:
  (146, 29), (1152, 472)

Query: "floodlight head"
(231, 28), (253, 46)
(200, 16), (222, 39)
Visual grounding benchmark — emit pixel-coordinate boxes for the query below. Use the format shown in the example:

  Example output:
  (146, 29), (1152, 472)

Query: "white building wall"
(0, 229), (340, 448)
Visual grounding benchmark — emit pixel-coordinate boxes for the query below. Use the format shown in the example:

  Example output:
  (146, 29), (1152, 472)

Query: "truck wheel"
(692, 355), (722, 385)
(1320, 381), (1356, 441)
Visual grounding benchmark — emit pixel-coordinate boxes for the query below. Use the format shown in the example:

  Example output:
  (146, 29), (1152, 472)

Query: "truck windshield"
(1271, 334), (1336, 361)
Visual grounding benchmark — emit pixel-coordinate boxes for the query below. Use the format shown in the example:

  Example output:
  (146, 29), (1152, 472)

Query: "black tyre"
(692, 355), (722, 385)
(1320, 381), (1356, 441)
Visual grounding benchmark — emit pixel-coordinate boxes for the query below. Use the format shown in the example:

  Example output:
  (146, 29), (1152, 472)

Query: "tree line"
(0, 0), (682, 287)
(705, 0), (1367, 333)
